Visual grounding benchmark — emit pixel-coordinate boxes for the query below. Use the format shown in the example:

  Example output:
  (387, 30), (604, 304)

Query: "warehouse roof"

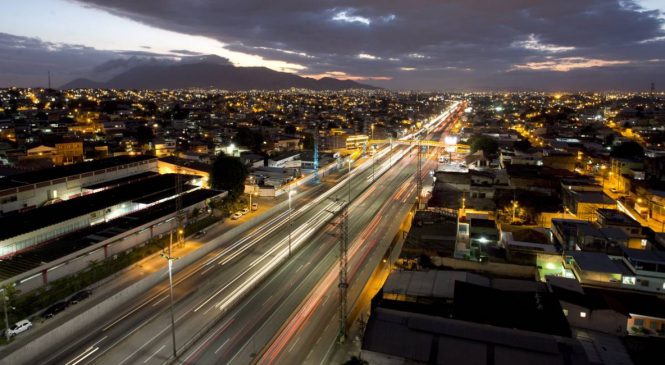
(0, 155), (156, 190)
(0, 174), (193, 241)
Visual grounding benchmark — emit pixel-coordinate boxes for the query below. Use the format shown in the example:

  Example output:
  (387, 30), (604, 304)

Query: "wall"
(2, 197), (215, 293)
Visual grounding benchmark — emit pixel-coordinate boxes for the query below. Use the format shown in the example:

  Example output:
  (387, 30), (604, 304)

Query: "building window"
(563, 309), (569, 316)
(580, 312), (587, 318)
(650, 321), (657, 330)
(635, 319), (644, 327)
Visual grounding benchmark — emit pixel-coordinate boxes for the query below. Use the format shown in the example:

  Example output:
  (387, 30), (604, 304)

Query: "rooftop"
(0, 155), (156, 191)
(363, 308), (589, 365)
(567, 251), (632, 275)
(0, 189), (222, 280)
(0, 174), (194, 242)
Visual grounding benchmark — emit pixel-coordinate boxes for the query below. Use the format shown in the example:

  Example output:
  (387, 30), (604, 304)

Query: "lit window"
(563, 309), (569, 316)
(580, 312), (587, 318)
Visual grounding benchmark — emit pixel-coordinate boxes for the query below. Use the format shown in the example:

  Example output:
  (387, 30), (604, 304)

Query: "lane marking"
(151, 295), (168, 307)
(214, 338), (230, 355)
(143, 344), (165, 364)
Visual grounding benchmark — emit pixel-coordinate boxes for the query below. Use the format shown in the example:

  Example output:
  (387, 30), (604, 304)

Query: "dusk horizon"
(1, 0), (665, 91)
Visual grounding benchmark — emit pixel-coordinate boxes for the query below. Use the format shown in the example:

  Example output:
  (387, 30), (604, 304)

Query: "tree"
(210, 153), (248, 197)
(234, 127), (264, 152)
(603, 133), (616, 147)
(468, 134), (499, 155)
(513, 139), (532, 152)
(284, 124), (297, 135)
(343, 356), (368, 365)
(302, 133), (315, 150)
(136, 125), (154, 145)
(579, 124), (596, 136)
(610, 141), (644, 160)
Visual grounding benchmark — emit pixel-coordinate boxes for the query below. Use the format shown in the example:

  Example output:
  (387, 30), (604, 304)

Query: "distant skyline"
(1, 0), (664, 90)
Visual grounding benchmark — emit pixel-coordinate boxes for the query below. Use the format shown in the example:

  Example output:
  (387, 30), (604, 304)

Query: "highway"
(44, 101), (461, 365)
(177, 106), (459, 364)
(47, 134), (411, 365)
(254, 112), (453, 365)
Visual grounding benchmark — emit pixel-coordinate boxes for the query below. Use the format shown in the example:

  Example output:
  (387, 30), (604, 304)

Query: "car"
(241, 208), (249, 215)
(42, 302), (68, 319)
(231, 212), (242, 220)
(610, 188), (617, 193)
(5, 320), (32, 337)
(193, 230), (206, 238)
(251, 203), (258, 211)
(68, 290), (92, 305)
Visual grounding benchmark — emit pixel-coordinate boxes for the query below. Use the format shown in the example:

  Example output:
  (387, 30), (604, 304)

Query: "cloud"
(5, 0), (665, 89)
(303, 71), (391, 81)
(332, 10), (371, 26)
(511, 34), (575, 53)
(511, 57), (632, 72)
(357, 53), (380, 60)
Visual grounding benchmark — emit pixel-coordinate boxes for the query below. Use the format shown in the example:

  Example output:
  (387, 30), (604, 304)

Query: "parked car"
(42, 302), (68, 319)
(5, 320), (32, 337)
(251, 203), (258, 211)
(241, 208), (250, 215)
(231, 212), (242, 220)
(193, 230), (206, 238)
(68, 290), (92, 305)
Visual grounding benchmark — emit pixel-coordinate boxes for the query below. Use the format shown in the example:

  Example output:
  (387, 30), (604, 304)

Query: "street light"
(288, 188), (296, 257)
(371, 146), (376, 182)
(371, 123), (374, 143)
(389, 137), (393, 167)
(161, 231), (179, 358)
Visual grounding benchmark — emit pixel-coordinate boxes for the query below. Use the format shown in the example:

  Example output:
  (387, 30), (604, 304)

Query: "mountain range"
(61, 55), (378, 91)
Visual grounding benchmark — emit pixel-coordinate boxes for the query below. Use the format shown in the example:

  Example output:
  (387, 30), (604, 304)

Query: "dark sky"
(1, 0), (664, 90)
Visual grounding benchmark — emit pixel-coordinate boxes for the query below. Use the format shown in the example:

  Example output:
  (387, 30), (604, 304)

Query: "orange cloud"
(303, 71), (392, 81)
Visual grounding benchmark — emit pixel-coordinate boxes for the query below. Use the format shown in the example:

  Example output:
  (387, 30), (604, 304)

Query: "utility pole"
(338, 201), (348, 343)
(161, 232), (178, 358)
(327, 198), (349, 343)
(416, 137), (423, 208)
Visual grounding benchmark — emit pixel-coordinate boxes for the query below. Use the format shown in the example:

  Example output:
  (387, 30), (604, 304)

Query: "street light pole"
(389, 137), (393, 167)
(161, 231), (179, 358)
(372, 149), (375, 182)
